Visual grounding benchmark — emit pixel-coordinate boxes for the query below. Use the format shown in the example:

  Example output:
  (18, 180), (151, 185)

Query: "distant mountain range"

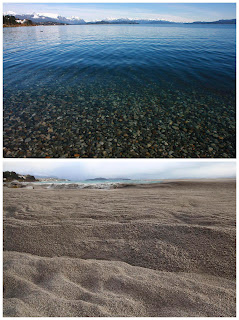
(3, 12), (236, 25)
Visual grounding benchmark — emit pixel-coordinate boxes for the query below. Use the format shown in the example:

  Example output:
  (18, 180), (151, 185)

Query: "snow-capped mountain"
(3, 11), (177, 24)
(104, 17), (131, 22)
(4, 10), (17, 16)
(4, 12), (86, 24)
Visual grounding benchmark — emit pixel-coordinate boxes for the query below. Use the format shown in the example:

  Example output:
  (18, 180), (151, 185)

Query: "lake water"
(30, 179), (163, 189)
(3, 24), (236, 158)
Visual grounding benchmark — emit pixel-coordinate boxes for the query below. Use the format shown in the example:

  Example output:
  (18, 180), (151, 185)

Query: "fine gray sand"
(3, 180), (236, 317)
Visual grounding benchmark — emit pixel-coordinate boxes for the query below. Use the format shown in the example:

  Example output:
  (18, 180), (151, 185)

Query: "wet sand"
(3, 179), (236, 317)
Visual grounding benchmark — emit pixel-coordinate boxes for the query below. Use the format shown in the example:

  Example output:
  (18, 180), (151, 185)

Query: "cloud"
(3, 159), (64, 177)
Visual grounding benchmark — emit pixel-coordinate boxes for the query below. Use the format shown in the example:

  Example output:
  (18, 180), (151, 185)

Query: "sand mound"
(4, 252), (235, 317)
(3, 180), (236, 316)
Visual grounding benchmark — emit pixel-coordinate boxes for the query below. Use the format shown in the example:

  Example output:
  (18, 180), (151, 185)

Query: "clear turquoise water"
(3, 24), (236, 158)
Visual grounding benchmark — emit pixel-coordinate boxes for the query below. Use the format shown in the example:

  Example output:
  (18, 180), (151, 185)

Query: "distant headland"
(3, 171), (38, 182)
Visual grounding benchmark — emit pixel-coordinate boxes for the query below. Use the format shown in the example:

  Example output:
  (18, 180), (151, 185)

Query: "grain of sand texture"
(3, 180), (236, 317)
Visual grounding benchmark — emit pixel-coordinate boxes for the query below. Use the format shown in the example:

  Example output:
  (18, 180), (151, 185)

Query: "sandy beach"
(3, 179), (236, 317)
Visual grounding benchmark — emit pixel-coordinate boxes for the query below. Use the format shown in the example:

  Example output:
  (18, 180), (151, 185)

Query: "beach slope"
(3, 180), (236, 317)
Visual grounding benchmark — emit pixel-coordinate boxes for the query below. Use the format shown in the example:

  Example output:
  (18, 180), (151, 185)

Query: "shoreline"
(3, 178), (236, 190)
(3, 24), (36, 28)
(3, 24), (66, 28)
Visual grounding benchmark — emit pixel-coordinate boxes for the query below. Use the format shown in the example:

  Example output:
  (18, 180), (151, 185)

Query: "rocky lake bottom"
(3, 79), (235, 158)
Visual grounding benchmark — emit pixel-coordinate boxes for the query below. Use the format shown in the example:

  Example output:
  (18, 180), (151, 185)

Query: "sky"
(3, 160), (236, 181)
(3, 3), (236, 22)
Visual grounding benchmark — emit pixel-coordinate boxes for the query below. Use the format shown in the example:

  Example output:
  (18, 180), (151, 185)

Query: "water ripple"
(3, 24), (235, 91)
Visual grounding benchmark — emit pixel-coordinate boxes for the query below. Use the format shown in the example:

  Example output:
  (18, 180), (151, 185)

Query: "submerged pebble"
(3, 78), (236, 158)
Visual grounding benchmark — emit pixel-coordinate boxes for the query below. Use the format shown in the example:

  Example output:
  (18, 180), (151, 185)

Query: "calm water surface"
(3, 24), (236, 158)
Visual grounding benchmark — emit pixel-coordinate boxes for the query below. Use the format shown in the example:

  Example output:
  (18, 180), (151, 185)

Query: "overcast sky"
(3, 160), (236, 181)
(3, 3), (236, 22)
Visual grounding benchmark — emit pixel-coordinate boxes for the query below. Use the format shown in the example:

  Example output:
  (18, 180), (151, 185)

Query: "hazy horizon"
(3, 3), (236, 23)
(3, 160), (236, 181)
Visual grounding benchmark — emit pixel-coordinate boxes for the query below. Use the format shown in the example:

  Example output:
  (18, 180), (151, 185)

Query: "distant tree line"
(3, 15), (34, 26)
(3, 15), (18, 25)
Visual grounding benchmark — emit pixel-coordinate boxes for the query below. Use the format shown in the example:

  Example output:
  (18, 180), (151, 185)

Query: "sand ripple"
(3, 180), (236, 316)
(4, 252), (235, 317)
